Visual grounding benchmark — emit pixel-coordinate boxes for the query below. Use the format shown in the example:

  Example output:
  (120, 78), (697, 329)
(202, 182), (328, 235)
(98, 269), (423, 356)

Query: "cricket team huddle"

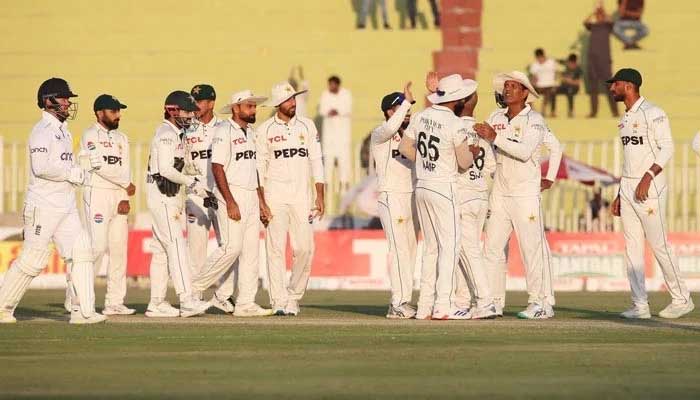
(0, 66), (695, 324)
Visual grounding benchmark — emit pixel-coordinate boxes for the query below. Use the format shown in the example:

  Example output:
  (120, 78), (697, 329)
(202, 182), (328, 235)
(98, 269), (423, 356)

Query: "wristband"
(646, 169), (656, 178)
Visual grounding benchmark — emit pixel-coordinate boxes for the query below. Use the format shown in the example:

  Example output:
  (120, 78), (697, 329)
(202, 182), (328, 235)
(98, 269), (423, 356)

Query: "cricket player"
(257, 81), (325, 316)
(475, 71), (557, 319)
(370, 83), (419, 319)
(80, 94), (136, 316)
(183, 84), (231, 312)
(144, 90), (211, 318)
(0, 78), (105, 324)
(192, 90), (273, 317)
(399, 74), (475, 320)
(607, 68), (694, 319)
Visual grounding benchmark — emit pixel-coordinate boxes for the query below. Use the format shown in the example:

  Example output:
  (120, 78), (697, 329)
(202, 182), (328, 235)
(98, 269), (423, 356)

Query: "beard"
(612, 93), (625, 102)
(102, 118), (119, 130)
(280, 106), (296, 119)
(242, 114), (256, 123)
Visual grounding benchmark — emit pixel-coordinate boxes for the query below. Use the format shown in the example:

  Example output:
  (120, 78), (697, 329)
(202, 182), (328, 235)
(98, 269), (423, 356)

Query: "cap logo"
(192, 86), (201, 94)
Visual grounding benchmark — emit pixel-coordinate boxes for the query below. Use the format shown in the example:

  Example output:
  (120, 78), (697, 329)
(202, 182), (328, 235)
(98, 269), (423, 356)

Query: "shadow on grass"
(554, 306), (700, 332)
(14, 305), (67, 322)
(304, 304), (387, 317)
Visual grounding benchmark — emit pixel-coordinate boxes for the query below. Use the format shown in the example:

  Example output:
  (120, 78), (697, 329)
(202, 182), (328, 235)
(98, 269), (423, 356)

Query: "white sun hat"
(427, 74), (475, 104)
(264, 81), (308, 107)
(218, 90), (268, 114)
(492, 70), (540, 98)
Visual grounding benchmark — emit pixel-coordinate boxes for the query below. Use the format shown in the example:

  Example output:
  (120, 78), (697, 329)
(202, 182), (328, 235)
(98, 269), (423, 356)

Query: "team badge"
(87, 142), (96, 151)
(94, 213), (104, 223)
(299, 134), (305, 145)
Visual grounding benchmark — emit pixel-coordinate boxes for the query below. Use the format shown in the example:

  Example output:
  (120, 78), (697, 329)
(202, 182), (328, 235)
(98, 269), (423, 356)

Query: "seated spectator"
(554, 54), (583, 118)
(528, 48), (558, 117)
(613, 0), (648, 50)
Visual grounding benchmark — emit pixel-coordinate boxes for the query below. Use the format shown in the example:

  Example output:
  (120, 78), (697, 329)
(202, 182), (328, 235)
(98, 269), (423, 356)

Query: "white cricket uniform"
(483, 105), (557, 308)
(405, 105), (467, 314)
(528, 59), (557, 88)
(453, 116), (496, 309)
(183, 116), (220, 281)
(0, 111), (97, 317)
(370, 100), (419, 308)
(192, 119), (262, 307)
(256, 114), (325, 310)
(146, 120), (199, 303)
(319, 87), (352, 185)
(617, 97), (690, 306)
(692, 131), (700, 157)
(80, 123), (131, 308)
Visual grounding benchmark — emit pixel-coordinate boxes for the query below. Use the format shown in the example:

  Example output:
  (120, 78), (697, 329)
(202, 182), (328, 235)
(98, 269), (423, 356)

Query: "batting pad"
(0, 265), (34, 312)
(67, 230), (96, 317)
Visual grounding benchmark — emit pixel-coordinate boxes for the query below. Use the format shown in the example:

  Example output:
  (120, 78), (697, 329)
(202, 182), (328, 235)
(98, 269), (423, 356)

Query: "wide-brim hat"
(492, 71), (540, 98)
(218, 90), (268, 114)
(264, 81), (308, 107)
(427, 74), (475, 104)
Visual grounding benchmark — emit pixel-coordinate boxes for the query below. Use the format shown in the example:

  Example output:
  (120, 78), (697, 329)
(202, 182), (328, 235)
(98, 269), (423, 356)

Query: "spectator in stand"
(584, 5), (619, 118)
(319, 75), (353, 192)
(528, 48), (558, 117)
(358, 0), (391, 29)
(554, 54), (584, 118)
(589, 187), (611, 232)
(407, 0), (440, 29)
(614, 0), (648, 50)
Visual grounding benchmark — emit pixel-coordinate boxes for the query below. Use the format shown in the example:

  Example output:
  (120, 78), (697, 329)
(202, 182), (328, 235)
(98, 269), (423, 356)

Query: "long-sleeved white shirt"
(370, 100), (414, 193)
(256, 114), (324, 204)
(488, 105), (549, 197)
(404, 104), (469, 183)
(619, 97), (674, 188)
(542, 129), (563, 182)
(210, 118), (258, 194)
(80, 123), (131, 191)
(319, 87), (352, 148)
(693, 131), (700, 157)
(458, 116), (496, 201)
(184, 115), (220, 190)
(147, 120), (194, 205)
(26, 111), (78, 211)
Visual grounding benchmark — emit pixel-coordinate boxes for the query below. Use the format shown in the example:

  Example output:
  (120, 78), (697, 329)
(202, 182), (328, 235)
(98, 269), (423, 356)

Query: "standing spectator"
(288, 65), (309, 118)
(319, 75), (353, 192)
(554, 54), (584, 118)
(528, 48), (557, 117)
(358, 0), (391, 29)
(584, 5), (619, 118)
(407, 0), (440, 29)
(614, 0), (648, 50)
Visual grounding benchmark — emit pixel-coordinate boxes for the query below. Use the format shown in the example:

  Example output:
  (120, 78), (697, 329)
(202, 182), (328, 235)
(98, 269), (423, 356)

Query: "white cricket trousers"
(83, 186), (128, 307)
(265, 200), (315, 309)
(377, 191), (418, 307)
(453, 196), (493, 309)
(484, 194), (555, 307)
(193, 188), (260, 306)
(414, 181), (461, 313)
(185, 195), (218, 277)
(619, 177), (690, 306)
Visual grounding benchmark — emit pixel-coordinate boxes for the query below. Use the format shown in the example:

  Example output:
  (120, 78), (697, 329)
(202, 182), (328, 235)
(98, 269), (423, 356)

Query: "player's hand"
(468, 144), (480, 158)
(540, 179), (554, 191)
(403, 81), (415, 104)
(117, 200), (130, 215)
(259, 201), (273, 227)
(611, 196), (621, 217)
(226, 200), (241, 221)
(126, 183), (136, 196)
(425, 71), (439, 93)
(314, 195), (325, 219)
(67, 166), (85, 185)
(474, 122), (497, 142)
(88, 151), (102, 170)
(328, 109), (339, 117)
(635, 174), (652, 202)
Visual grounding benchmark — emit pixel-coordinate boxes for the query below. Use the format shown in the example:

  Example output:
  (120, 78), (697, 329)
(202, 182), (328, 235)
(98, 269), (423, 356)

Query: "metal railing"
(1, 137), (698, 232)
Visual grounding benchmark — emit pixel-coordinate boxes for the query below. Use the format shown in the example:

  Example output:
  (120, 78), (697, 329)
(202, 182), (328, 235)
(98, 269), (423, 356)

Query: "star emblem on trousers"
(647, 208), (655, 215)
(397, 217), (405, 224)
(529, 214), (536, 222)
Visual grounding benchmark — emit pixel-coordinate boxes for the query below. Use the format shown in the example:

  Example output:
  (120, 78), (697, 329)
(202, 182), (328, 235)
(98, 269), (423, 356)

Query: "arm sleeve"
(156, 132), (195, 185)
(255, 125), (270, 185)
(493, 123), (544, 162)
(210, 126), (231, 168)
(543, 129), (563, 181)
(692, 131), (700, 157)
(372, 100), (411, 144)
(29, 130), (69, 182)
(482, 139), (497, 175)
(651, 110), (674, 169)
(308, 122), (325, 183)
(403, 113), (419, 140)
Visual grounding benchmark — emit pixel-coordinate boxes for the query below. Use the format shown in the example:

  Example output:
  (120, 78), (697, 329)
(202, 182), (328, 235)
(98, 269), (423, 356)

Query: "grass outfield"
(1, 289), (699, 399)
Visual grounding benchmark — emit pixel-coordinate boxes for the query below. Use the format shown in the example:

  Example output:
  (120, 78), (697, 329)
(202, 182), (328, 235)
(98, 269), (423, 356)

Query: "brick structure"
(432, 0), (483, 79)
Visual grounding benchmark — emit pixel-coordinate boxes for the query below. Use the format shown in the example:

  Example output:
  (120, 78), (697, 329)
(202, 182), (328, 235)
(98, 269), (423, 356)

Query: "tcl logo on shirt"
(232, 137), (248, 145)
(99, 141), (113, 148)
(621, 136), (645, 146)
(103, 155), (123, 165)
(60, 152), (73, 161)
(274, 148), (308, 159)
(268, 135), (288, 144)
(493, 123), (507, 131)
(185, 137), (204, 145)
(235, 150), (256, 161)
(191, 150), (211, 160)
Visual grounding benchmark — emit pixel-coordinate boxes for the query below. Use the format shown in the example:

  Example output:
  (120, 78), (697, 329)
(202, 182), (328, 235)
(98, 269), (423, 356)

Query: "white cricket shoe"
(386, 303), (417, 319)
(209, 295), (235, 314)
(284, 300), (300, 316)
(620, 303), (651, 319)
(431, 308), (450, 320)
(64, 290), (72, 313)
(180, 298), (210, 318)
(471, 303), (499, 320)
(0, 310), (17, 324)
(516, 303), (554, 320)
(659, 299), (695, 319)
(415, 306), (433, 320)
(494, 303), (504, 317)
(447, 307), (472, 320)
(102, 304), (136, 316)
(145, 301), (180, 318)
(70, 310), (107, 325)
(234, 303), (274, 317)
